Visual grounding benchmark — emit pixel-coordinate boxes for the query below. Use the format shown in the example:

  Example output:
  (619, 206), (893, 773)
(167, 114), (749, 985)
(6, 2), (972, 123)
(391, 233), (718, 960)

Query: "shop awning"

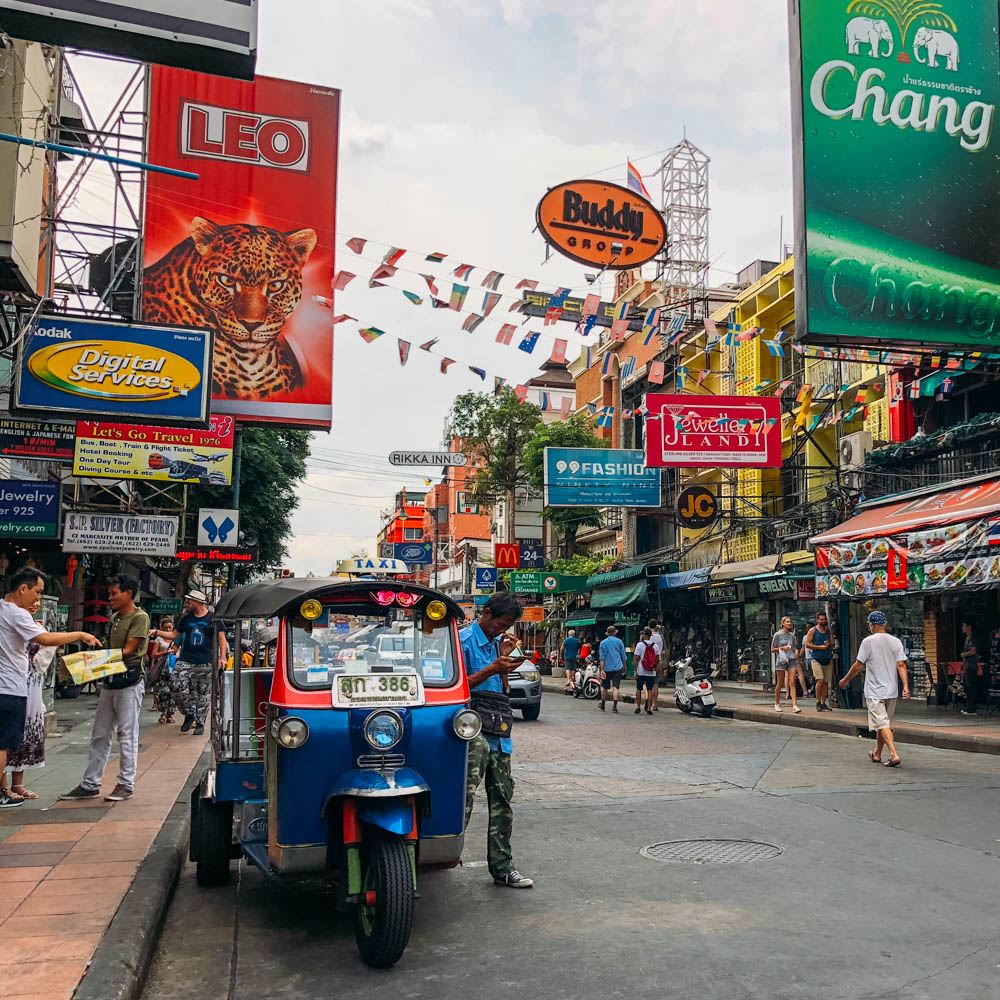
(585, 564), (646, 588)
(811, 476), (1000, 543)
(711, 555), (779, 581)
(780, 549), (814, 566)
(659, 566), (712, 590)
(590, 578), (647, 608)
(565, 611), (598, 626)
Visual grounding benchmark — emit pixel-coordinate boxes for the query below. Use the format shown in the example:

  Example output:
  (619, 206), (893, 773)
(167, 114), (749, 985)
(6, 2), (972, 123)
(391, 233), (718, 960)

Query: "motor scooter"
(673, 649), (717, 718)
(572, 653), (602, 700)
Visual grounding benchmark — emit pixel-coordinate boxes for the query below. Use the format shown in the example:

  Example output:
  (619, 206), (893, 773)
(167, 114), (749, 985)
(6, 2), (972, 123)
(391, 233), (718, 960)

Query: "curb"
(73, 748), (209, 1000)
(540, 678), (1000, 755)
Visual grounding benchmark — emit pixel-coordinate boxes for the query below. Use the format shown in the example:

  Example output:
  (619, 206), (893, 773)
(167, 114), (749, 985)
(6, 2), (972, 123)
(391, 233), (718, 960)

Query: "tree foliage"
(187, 427), (309, 585)
(449, 388), (542, 542)
(522, 414), (605, 556)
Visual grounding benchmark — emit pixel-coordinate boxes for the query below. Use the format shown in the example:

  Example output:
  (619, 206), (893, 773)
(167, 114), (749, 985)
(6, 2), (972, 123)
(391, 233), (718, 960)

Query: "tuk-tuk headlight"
(275, 717), (309, 749)
(300, 599), (323, 620)
(453, 709), (482, 741)
(426, 600), (447, 621)
(364, 711), (404, 750)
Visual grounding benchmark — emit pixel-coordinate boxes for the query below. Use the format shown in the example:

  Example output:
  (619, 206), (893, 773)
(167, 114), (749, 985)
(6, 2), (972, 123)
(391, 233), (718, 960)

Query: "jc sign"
(676, 486), (718, 529)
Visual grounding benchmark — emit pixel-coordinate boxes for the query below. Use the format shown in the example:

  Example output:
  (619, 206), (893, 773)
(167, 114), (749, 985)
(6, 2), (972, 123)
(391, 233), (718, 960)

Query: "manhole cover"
(640, 839), (784, 864)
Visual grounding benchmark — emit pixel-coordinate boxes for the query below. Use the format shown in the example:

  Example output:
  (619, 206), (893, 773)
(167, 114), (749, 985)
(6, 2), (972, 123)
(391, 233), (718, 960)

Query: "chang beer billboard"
(789, 1), (1000, 347)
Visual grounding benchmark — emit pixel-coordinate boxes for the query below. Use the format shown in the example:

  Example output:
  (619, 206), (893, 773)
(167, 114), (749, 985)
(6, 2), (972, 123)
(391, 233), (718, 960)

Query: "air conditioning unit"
(839, 430), (873, 488)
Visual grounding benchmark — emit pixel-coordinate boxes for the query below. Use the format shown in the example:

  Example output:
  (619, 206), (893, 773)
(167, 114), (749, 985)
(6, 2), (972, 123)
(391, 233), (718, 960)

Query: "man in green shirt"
(60, 575), (150, 802)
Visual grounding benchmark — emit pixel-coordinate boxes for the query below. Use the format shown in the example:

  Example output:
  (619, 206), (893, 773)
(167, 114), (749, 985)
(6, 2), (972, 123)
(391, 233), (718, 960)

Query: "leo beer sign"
(645, 394), (781, 468)
(143, 69), (339, 429)
(535, 179), (666, 269)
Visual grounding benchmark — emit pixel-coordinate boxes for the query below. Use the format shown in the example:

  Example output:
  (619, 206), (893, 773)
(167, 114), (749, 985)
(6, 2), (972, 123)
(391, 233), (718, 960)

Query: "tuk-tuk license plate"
(332, 673), (424, 709)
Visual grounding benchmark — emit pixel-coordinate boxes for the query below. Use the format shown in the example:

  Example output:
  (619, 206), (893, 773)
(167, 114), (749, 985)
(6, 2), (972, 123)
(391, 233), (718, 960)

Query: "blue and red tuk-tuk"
(190, 575), (481, 967)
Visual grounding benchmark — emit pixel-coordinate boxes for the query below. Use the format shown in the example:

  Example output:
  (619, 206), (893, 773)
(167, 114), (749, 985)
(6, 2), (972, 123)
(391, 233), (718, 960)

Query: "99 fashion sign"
(789, 0), (1000, 348)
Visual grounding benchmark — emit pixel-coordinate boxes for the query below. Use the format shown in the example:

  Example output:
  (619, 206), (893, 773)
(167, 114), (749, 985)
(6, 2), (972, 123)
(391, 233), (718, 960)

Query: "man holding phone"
(461, 592), (533, 888)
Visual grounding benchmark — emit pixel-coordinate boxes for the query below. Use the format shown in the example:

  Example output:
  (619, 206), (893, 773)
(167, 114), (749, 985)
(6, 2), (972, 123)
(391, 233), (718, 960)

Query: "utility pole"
(226, 429), (243, 590)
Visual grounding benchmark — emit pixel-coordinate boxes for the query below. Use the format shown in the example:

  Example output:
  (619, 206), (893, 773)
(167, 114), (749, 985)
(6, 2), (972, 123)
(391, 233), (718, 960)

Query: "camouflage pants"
(169, 662), (212, 724)
(465, 735), (514, 880)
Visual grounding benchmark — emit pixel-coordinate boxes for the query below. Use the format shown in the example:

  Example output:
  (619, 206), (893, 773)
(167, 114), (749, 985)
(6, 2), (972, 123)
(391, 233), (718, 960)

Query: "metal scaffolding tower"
(656, 138), (710, 312)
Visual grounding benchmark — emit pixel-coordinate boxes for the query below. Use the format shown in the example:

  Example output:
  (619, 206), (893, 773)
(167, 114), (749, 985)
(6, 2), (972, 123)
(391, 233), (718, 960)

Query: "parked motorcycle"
(572, 653), (602, 700)
(673, 649), (717, 718)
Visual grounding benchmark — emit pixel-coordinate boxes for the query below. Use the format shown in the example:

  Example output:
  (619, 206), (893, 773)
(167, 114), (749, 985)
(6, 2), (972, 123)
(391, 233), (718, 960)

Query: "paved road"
(142, 696), (1000, 1000)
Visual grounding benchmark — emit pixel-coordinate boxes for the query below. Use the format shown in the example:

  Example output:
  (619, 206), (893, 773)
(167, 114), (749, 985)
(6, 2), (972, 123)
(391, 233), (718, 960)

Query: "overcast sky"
(248, 0), (797, 575)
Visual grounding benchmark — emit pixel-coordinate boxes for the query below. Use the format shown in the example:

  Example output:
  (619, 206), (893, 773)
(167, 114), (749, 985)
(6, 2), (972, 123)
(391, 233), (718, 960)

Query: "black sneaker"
(645, 708), (653, 715)
(193, 723), (205, 736)
(105, 783), (132, 802)
(58, 784), (100, 800)
(612, 703), (618, 713)
(180, 714), (195, 732)
(634, 707), (641, 714)
(0, 789), (24, 808)
(599, 701), (605, 711)
(494, 870), (533, 888)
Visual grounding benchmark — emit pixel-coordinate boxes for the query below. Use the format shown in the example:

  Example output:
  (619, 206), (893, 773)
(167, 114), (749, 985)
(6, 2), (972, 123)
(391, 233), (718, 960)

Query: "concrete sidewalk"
(0, 692), (206, 1000)
(541, 676), (1000, 754)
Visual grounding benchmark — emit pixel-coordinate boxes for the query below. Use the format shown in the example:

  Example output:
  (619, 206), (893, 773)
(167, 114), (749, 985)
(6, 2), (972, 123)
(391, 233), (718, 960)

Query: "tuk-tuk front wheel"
(193, 795), (234, 887)
(354, 833), (414, 968)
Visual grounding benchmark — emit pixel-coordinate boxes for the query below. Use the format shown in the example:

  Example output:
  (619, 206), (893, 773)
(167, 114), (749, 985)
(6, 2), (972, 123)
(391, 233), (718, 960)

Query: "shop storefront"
(812, 475), (1000, 705)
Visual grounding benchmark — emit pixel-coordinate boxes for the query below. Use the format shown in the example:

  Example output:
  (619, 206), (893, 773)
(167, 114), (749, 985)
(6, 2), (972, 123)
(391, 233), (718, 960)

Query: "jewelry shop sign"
(62, 512), (179, 556)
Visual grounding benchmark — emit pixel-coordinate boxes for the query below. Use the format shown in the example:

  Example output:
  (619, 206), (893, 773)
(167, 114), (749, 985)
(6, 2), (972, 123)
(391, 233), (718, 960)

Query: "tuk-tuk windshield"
(288, 609), (456, 690)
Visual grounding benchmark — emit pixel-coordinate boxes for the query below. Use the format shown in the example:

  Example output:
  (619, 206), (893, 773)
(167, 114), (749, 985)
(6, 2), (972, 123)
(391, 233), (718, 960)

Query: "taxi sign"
(336, 557), (410, 576)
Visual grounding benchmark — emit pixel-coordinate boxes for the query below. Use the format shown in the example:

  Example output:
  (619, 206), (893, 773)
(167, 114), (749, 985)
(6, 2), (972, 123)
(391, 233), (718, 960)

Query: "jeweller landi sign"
(789, 0), (1000, 348)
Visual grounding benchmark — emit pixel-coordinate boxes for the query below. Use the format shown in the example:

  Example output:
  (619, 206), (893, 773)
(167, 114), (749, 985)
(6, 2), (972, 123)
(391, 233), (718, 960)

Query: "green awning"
(590, 578), (647, 608)
(586, 564), (645, 588)
(565, 613), (597, 626)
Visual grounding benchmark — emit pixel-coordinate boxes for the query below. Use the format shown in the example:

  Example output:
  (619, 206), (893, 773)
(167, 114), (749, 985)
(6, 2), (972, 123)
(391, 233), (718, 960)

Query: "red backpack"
(641, 641), (658, 671)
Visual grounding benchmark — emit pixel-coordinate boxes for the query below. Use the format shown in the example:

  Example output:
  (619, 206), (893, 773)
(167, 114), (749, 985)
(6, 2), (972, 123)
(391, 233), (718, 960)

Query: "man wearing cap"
(154, 590), (226, 736)
(840, 611), (910, 767)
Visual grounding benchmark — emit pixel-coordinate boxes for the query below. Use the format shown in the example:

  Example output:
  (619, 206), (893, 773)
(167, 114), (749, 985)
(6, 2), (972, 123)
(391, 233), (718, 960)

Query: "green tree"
(449, 388), (542, 543)
(522, 414), (605, 557)
(186, 427), (310, 586)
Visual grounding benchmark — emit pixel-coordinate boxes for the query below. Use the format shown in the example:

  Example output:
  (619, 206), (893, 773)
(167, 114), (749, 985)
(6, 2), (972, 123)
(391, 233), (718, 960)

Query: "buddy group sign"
(789, 0), (1000, 347)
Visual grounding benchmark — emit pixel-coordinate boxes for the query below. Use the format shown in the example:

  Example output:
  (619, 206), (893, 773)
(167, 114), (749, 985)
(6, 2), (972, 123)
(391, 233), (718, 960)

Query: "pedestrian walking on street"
(598, 625), (626, 713)
(1, 569), (100, 808)
(771, 616), (802, 713)
(804, 613), (835, 712)
(60, 575), (150, 802)
(561, 628), (580, 693)
(648, 621), (664, 711)
(149, 615), (177, 723)
(634, 628), (658, 715)
(461, 592), (533, 888)
(959, 621), (980, 716)
(155, 590), (226, 736)
(839, 610), (909, 767)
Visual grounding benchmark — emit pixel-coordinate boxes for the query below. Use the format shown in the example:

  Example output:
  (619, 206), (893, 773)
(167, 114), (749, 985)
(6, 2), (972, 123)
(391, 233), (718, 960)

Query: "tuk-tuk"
(190, 576), (481, 968)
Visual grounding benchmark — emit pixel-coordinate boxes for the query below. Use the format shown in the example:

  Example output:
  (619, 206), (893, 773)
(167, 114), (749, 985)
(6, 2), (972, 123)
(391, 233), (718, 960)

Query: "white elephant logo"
(913, 26), (959, 71)
(845, 16), (894, 58)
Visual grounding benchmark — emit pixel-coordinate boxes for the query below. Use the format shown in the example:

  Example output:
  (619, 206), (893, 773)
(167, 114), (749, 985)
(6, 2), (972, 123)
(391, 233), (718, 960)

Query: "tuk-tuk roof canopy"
(214, 577), (466, 622)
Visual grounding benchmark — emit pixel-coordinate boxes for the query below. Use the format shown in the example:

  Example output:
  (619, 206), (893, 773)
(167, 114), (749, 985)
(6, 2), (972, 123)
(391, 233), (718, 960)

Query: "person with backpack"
(634, 628), (659, 715)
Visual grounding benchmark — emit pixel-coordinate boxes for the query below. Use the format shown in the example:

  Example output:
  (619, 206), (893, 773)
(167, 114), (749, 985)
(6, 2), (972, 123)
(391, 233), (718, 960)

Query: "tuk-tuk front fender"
(322, 767), (430, 829)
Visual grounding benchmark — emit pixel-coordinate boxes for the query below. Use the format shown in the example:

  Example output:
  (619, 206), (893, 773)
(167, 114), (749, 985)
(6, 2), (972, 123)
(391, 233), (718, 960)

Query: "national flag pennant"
(667, 313), (686, 334)
(560, 398), (572, 419)
(586, 402), (597, 416)
(420, 274), (439, 296)
(626, 159), (652, 200)
(358, 327), (384, 343)
(397, 339), (411, 366)
(596, 406), (615, 428)
(419, 338), (438, 351)
(430, 297), (450, 309)
(453, 263), (475, 281)
(909, 381), (920, 399)
(346, 237), (366, 254)
(940, 376), (954, 393)
(425, 251), (447, 263)
(677, 366), (688, 388)
(946, 356), (961, 370)
(514, 384), (528, 403)
(332, 314), (356, 325)
(613, 300), (629, 322)
(368, 279), (387, 289)
(482, 291), (502, 317)
(582, 293), (601, 318)
(891, 383), (903, 403)
(601, 352), (616, 376)
(703, 317), (717, 338)
(696, 368), (709, 386)
(481, 270), (504, 290)
(763, 340), (784, 357)
(494, 377), (506, 394)
(496, 324), (517, 345)
(648, 360), (665, 384)
(515, 279), (538, 291)
(508, 300), (525, 313)
(333, 270), (355, 290)
(540, 392), (551, 411)
(642, 326), (659, 346)
(550, 287), (571, 308)
(450, 283), (469, 310)
(581, 345), (593, 369)
(609, 319), (628, 341)
(462, 314), (486, 333)
(621, 408), (633, 420)
(545, 305), (564, 326)
(469, 366), (487, 381)
(644, 306), (661, 329)
(620, 355), (637, 380)
(382, 247), (405, 266)
(550, 338), (568, 364)
(518, 331), (540, 354)
(582, 314), (598, 337)
(727, 316), (741, 333)
(402, 290), (423, 306)
(440, 358), (455, 373)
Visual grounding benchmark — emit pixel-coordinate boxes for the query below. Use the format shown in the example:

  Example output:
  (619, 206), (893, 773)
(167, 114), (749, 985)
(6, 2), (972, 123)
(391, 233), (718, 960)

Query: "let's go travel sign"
(789, 0), (1000, 348)
(15, 317), (213, 424)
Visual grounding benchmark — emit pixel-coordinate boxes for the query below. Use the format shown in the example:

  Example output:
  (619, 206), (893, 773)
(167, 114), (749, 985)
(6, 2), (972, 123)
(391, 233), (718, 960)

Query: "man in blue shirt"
(460, 592), (533, 888)
(598, 625), (627, 713)
(561, 628), (580, 692)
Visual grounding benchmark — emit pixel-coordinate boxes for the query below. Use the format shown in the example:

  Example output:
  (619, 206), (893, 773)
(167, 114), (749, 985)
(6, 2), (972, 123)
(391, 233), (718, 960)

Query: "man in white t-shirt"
(0, 568), (99, 807)
(647, 621), (665, 712)
(839, 610), (910, 767)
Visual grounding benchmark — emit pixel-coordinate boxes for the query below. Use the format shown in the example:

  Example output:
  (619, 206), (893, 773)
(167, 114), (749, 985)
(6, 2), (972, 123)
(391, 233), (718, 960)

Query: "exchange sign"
(544, 448), (661, 507)
(644, 395), (781, 468)
(789, 0), (1000, 348)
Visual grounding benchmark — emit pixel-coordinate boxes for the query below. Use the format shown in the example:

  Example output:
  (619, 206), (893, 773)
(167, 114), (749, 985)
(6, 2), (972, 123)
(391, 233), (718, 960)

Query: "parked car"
(508, 661), (542, 720)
